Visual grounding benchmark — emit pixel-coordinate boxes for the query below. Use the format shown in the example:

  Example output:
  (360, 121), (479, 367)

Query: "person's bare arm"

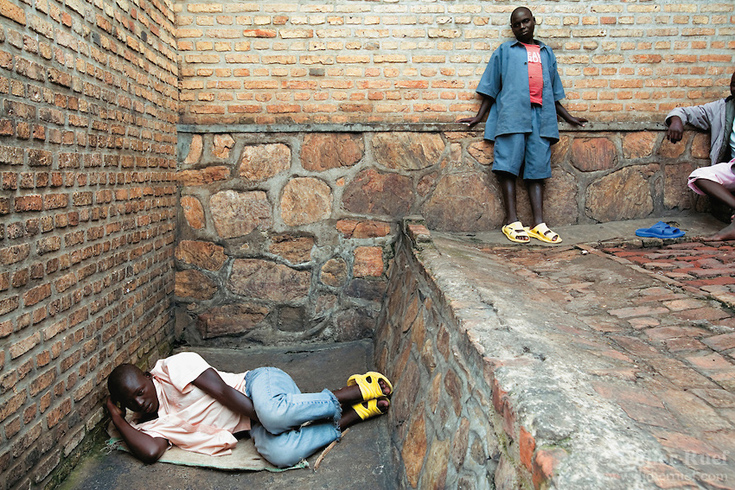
(191, 368), (259, 423)
(555, 101), (587, 127)
(106, 397), (169, 464)
(458, 96), (495, 128)
(666, 115), (684, 143)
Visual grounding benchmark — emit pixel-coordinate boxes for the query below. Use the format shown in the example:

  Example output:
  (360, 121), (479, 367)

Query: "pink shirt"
(522, 42), (543, 105)
(132, 352), (251, 456)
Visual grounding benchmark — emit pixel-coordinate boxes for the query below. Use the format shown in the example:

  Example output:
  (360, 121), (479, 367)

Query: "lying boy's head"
(108, 363), (159, 416)
(510, 7), (535, 44)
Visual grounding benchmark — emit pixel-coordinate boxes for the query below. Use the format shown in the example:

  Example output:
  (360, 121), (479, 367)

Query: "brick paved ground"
(481, 239), (735, 488)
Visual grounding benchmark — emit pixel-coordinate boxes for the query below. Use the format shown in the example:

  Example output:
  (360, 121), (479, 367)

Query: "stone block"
(468, 139), (494, 165)
(210, 190), (272, 239)
(301, 133), (364, 171)
(180, 195), (205, 229)
(268, 234), (314, 264)
(175, 240), (227, 271)
(658, 135), (687, 159)
(585, 167), (653, 221)
(333, 307), (376, 341)
(664, 161), (697, 210)
(175, 270), (217, 300)
(335, 219), (391, 238)
(452, 417), (470, 469)
(228, 259), (311, 302)
(550, 135), (570, 163)
(423, 438), (450, 489)
(179, 166), (230, 186)
(320, 258), (348, 287)
(545, 169), (579, 226)
(344, 278), (387, 302)
(570, 136), (617, 172)
(342, 168), (413, 216)
(212, 134), (235, 159)
(402, 411), (427, 488)
(691, 133), (711, 160)
(280, 177), (332, 226)
(239, 143), (291, 181)
(623, 131), (657, 159)
(196, 303), (269, 338)
(183, 135), (202, 165)
(423, 171), (501, 232)
(353, 246), (384, 277)
(372, 132), (444, 171)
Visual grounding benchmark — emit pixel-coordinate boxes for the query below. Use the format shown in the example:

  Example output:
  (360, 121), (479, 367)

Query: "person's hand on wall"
(666, 116), (684, 143)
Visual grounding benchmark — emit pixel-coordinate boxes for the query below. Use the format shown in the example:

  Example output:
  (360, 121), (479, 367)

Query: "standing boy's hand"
(566, 115), (588, 127)
(457, 116), (482, 128)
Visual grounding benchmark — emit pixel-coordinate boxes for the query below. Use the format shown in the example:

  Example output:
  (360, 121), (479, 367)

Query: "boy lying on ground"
(106, 352), (392, 468)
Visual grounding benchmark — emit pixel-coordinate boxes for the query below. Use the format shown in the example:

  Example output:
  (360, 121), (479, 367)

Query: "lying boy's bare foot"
(332, 377), (392, 406)
(339, 398), (390, 429)
(702, 221), (735, 241)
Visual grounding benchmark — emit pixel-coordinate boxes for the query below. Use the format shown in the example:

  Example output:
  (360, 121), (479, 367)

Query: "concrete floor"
(58, 341), (396, 490)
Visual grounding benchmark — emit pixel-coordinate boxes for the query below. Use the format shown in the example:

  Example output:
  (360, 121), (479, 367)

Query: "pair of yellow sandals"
(502, 221), (562, 244)
(347, 371), (393, 421)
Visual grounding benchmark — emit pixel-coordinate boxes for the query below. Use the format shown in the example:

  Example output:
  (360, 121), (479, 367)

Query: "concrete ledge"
(178, 120), (667, 134)
(376, 217), (729, 489)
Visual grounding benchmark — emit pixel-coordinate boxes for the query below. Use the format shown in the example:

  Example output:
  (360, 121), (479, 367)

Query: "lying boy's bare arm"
(106, 397), (169, 464)
(458, 95), (495, 128)
(192, 368), (260, 423)
(555, 101), (587, 127)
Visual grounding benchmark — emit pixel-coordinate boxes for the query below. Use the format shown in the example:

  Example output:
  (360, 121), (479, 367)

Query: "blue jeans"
(244, 367), (342, 468)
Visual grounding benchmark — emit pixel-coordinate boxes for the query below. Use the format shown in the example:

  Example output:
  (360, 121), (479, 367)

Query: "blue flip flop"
(635, 221), (685, 239)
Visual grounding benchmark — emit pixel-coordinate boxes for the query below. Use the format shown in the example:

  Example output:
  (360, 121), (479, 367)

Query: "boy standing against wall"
(459, 6), (587, 244)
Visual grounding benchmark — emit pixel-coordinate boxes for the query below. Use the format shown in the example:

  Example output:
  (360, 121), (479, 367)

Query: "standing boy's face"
(510, 9), (535, 44)
(730, 71), (735, 98)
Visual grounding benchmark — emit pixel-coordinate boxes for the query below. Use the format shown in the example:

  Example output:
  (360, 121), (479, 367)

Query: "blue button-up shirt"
(476, 39), (566, 142)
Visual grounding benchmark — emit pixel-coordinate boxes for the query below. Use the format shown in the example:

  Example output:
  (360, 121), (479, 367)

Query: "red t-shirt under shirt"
(522, 43), (543, 105)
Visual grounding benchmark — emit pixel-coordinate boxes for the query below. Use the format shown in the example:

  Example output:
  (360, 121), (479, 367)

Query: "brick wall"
(176, 0), (734, 126)
(0, 0), (179, 488)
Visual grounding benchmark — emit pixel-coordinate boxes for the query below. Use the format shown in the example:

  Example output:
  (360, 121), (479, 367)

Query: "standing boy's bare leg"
(497, 171), (519, 224)
(526, 179), (544, 227)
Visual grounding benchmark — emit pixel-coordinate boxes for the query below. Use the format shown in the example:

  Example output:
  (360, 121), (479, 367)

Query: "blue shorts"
(492, 105), (552, 180)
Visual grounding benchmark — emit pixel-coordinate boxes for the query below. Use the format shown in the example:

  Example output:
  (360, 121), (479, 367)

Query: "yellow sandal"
(525, 223), (562, 244)
(352, 398), (389, 421)
(347, 371), (393, 401)
(501, 221), (530, 244)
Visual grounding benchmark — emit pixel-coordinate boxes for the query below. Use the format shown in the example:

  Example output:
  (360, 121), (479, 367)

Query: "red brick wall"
(0, 0), (178, 487)
(176, 0), (734, 125)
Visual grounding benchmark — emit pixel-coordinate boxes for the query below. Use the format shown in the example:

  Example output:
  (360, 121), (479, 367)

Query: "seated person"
(106, 352), (392, 468)
(666, 70), (735, 240)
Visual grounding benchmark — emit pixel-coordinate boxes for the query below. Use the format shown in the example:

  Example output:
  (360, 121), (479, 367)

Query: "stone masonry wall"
(175, 0), (734, 126)
(175, 124), (710, 344)
(0, 0), (179, 488)
(374, 222), (503, 489)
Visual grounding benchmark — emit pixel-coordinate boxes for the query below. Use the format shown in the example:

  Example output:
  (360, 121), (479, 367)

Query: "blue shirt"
(476, 39), (566, 142)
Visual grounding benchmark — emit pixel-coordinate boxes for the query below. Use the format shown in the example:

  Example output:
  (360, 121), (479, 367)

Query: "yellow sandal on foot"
(347, 372), (393, 401)
(352, 398), (388, 421)
(501, 221), (530, 244)
(525, 223), (562, 244)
